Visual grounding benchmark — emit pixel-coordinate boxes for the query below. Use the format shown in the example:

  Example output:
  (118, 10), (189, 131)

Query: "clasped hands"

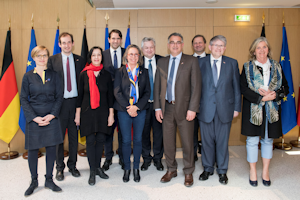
(258, 88), (276, 102)
(33, 114), (55, 126)
(127, 105), (138, 117)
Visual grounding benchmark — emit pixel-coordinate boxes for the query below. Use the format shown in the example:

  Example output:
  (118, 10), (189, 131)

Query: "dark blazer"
(240, 59), (289, 138)
(114, 65), (150, 112)
(153, 54), (201, 120)
(102, 48), (126, 82)
(47, 53), (85, 93)
(198, 55), (241, 124)
(76, 70), (114, 136)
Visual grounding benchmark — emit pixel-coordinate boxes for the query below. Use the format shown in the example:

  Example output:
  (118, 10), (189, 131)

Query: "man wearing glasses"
(154, 32), (201, 187)
(198, 35), (241, 185)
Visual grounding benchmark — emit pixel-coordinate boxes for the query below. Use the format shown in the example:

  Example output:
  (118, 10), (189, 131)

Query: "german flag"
(0, 30), (20, 144)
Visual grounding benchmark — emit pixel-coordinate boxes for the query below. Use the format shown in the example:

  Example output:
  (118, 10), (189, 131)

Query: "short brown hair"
(109, 29), (122, 39)
(122, 44), (143, 66)
(31, 45), (49, 58)
(59, 32), (74, 43)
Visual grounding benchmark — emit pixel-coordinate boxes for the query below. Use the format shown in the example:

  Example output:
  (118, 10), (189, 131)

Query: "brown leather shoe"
(184, 174), (193, 187)
(160, 171), (177, 183)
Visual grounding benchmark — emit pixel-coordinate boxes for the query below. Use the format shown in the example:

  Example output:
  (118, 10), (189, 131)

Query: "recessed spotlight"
(206, 0), (218, 3)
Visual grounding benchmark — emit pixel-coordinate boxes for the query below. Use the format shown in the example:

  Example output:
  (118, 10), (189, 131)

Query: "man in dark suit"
(154, 32), (201, 187)
(140, 37), (164, 171)
(198, 35), (241, 185)
(191, 34), (207, 161)
(102, 29), (125, 171)
(47, 32), (85, 181)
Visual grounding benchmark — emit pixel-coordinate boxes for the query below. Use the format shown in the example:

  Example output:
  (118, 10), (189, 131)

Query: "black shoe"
(199, 171), (213, 181)
(24, 179), (38, 196)
(154, 160), (164, 171)
(123, 170), (131, 183)
(119, 159), (124, 170)
(69, 167), (80, 177)
(96, 167), (109, 179)
(194, 155), (198, 162)
(102, 159), (112, 171)
(133, 169), (141, 182)
(45, 178), (62, 192)
(56, 170), (64, 181)
(262, 178), (271, 187)
(219, 174), (228, 185)
(249, 179), (258, 187)
(141, 162), (151, 171)
(88, 170), (96, 186)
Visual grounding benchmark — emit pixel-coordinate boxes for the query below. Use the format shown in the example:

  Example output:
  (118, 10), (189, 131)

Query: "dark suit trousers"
(56, 98), (78, 171)
(199, 111), (232, 174)
(163, 103), (195, 175)
(193, 115), (200, 156)
(104, 110), (123, 161)
(142, 102), (163, 163)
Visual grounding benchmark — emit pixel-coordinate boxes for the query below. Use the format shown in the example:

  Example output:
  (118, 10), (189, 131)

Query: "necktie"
(114, 50), (118, 69)
(66, 57), (72, 92)
(148, 59), (154, 101)
(167, 57), (176, 103)
(212, 60), (218, 86)
(197, 55), (201, 62)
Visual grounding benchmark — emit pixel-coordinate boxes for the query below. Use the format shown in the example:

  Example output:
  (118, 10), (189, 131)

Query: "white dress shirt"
(144, 55), (157, 82)
(193, 52), (206, 58)
(210, 55), (222, 80)
(110, 46), (122, 68)
(61, 53), (78, 98)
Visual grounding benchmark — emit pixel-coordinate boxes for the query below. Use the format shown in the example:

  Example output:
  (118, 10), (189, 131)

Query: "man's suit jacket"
(153, 54), (201, 121)
(102, 48), (126, 82)
(198, 55), (241, 124)
(47, 53), (85, 93)
(141, 54), (163, 69)
(114, 65), (150, 112)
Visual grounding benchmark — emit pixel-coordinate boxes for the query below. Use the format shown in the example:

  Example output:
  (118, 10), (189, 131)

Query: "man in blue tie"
(198, 35), (241, 185)
(102, 29), (125, 170)
(154, 33), (201, 187)
(140, 37), (164, 171)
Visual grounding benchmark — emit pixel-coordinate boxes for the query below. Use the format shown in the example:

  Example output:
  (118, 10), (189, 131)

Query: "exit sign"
(235, 15), (250, 22)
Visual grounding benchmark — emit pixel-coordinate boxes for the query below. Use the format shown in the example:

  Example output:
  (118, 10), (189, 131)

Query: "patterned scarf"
(82, 63), (103, 109)
(244, 59), (282, 125)
(126, 64), (139, 105)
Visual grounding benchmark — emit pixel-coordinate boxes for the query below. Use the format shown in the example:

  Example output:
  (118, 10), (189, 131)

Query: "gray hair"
(141, 37), (156, 48)
(210, 35), (227, 46)
(248, 37), (272, 61)
(168, 32), (184, 43)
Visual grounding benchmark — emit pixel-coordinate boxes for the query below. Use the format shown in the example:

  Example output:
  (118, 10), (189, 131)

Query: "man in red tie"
(47, 32), (85, 181)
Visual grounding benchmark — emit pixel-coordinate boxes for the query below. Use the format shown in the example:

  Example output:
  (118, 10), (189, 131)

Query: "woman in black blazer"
(21, 46), (63, 196)
(114, 44), (150, 183)
(75, 46), (114, 186)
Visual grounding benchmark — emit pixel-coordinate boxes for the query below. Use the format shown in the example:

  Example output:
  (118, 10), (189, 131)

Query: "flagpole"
(290, 84), (300, 147)
(78, 15), (88, 157)
(22, 14), (42, 159)
(0, 17), (19, 160)
(274, 11), (293, 150)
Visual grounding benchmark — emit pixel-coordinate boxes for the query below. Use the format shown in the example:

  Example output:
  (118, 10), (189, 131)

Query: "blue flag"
(105, 27), (110, 50)
(280, 26), (297, 134)
(53, 29), (61, 55)
(124, 27), (131, 48)
(19, 29), (37, 133)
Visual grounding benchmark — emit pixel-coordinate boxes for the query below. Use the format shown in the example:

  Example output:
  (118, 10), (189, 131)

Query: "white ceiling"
(93, 0), (300, 9)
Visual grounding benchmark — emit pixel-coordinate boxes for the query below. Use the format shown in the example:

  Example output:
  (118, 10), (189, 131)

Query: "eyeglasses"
(36, 54), (48, 59)
(212, 44), (225, 48)
(128, 53), (139, 57)
(169, 41), (182, 45)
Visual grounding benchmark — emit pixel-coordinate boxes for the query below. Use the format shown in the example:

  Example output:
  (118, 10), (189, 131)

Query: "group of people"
(20, 29), (289, 196)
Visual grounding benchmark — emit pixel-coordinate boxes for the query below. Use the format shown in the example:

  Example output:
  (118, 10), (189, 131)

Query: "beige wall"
(0, 0), (299, 153)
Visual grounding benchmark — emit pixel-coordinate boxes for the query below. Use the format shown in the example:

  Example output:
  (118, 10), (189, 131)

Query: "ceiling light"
(206, 0), (218, 3)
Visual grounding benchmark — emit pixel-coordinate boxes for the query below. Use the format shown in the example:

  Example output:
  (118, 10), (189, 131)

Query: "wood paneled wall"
(0, 0), (299, 152)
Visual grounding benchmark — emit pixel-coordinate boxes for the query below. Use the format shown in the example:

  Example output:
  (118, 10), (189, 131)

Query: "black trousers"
(194, 116), (200, 156)
(142, 102), (163, 163)
(104, 110), (123, 161)
(28, 146), (56, 179)
(86, 132), (106, 170)
(56, 98), (78, 171)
